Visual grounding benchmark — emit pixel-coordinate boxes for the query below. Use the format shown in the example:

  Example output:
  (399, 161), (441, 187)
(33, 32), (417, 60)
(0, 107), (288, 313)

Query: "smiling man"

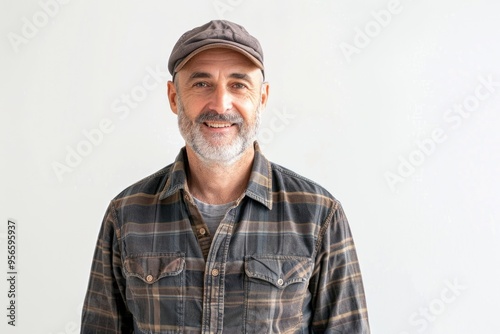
(81, 20), (370, 333)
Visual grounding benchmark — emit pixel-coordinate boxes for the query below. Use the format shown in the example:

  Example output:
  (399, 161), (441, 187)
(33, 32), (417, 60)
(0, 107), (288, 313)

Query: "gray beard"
(177, 97), (261, 166)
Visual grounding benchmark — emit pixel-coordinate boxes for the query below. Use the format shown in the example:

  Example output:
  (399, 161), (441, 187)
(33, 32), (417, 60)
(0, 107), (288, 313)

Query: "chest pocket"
(123, 253), (185, 334)
(244, 255), (313, 334)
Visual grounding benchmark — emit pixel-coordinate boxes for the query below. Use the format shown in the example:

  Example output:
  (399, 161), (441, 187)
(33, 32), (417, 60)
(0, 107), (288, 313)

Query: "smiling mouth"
(204, 122), (234, 128)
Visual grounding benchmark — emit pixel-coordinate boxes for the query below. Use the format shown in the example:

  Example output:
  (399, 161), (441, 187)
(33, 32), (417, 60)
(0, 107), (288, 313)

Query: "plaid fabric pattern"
(81, 143), (370, 333)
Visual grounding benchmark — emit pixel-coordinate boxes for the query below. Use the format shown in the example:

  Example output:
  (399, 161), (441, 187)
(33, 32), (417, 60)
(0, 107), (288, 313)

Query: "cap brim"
(173, 43), (264, 74)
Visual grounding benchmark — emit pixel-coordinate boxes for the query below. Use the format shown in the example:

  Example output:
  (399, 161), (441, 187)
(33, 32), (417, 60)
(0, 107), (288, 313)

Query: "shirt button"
(277, 278), (284, 286)
(211, 268), (219, 277)
(146, 275), (154, 283)
(199, 228), (206, 236)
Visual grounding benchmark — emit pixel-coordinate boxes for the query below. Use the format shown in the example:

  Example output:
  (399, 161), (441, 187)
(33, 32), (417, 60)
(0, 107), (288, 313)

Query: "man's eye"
(232, 83), (247, 89)
(194, 82), (209, 88)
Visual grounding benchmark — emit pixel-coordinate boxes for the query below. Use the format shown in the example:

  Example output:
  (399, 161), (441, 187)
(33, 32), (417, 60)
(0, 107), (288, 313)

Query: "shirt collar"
(159, 142), (273, 210)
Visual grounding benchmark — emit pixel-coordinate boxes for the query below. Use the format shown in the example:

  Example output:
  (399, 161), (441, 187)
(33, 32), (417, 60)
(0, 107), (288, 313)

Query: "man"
(81, 20), (370, 333)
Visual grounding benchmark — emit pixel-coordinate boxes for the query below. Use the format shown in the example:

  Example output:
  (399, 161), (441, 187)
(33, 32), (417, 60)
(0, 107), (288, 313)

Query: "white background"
(1, 0), (499, 333)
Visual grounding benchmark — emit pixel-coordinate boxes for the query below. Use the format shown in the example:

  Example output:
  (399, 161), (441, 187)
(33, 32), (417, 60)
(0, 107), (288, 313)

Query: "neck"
(185, 145), (255, 204)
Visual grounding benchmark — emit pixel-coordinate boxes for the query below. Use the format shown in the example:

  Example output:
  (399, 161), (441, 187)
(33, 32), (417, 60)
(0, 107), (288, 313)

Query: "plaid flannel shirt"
(81, 143), (370, 333)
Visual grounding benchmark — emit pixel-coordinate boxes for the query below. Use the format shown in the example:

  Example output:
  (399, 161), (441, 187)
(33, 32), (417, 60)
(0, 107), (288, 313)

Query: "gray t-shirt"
(192, 197), (233, 236)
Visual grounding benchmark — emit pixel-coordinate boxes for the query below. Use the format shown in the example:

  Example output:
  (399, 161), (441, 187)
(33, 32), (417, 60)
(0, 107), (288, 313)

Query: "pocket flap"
(124, 253), (185, 284)
(245, 255), (313, 289)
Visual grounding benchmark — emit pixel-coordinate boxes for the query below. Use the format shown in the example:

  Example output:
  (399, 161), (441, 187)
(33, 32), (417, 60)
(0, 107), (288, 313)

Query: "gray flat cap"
(168, 20), (264, 77)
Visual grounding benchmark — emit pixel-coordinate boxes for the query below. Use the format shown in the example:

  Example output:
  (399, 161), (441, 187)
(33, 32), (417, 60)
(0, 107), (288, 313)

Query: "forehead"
(179, 48), (260, 75)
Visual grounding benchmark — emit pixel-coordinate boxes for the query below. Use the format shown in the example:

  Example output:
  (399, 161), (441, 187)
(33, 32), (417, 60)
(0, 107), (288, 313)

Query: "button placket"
(201, 204), (239, 332)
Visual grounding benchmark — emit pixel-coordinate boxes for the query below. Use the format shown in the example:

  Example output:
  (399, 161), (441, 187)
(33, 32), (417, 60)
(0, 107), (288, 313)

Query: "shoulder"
(113, 164), (174, 201)
(269, 161), (340, 207)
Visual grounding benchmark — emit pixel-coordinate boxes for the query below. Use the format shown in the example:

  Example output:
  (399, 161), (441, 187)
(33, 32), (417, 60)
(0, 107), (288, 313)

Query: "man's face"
(168, 48), (269, 165)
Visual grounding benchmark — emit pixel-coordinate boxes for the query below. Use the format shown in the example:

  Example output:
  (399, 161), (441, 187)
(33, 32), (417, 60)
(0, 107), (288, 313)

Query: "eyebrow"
(189, 72), (212, 79)
(229, 73), (251, 81)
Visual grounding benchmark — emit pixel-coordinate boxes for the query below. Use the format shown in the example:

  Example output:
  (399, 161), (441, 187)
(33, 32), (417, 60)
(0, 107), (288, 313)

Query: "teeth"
(206, 122), (231, 128)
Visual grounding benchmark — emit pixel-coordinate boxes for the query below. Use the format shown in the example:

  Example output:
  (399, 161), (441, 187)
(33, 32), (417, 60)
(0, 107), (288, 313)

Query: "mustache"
(196, 111), (243, 125)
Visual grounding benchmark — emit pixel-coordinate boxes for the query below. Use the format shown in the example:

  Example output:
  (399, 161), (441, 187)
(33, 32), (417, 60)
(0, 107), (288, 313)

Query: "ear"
(167, 80), (178, 115)
(260, 82), (270, 109)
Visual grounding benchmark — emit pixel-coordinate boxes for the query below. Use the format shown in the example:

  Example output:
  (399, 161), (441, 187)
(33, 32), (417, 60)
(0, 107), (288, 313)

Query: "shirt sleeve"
(81, 202), (134, 333)
(309, 201), (371, 333)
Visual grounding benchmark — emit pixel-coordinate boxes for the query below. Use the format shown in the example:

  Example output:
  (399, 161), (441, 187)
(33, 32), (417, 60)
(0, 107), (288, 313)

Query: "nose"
(208, 84), (233, 114)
